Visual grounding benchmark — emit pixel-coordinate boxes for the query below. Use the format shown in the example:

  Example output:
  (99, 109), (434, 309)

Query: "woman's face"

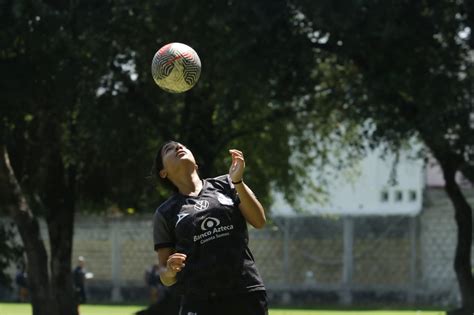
(159, 141), (197, 178)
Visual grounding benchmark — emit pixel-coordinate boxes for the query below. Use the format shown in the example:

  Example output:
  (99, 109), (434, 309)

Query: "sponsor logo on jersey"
(200, 217), (220, 230)
(193, 216), (234, 244)
(194, 200), (209, 211)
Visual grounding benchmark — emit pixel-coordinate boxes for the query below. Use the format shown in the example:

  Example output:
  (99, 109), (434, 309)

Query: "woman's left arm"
(228, 149), (266, 229)
(235, 182), (266, 228)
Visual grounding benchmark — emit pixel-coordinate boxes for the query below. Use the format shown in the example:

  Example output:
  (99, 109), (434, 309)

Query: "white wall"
(271, 147), (424, 216)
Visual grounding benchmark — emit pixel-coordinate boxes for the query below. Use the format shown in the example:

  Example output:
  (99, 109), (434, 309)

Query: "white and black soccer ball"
(151, 43), (201, 93)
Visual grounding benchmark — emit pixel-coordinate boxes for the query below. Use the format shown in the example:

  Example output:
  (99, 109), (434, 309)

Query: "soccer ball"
(151, 43), (201, 93)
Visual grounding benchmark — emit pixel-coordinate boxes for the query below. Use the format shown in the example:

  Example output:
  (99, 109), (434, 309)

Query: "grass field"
(0, 303), (446, 315)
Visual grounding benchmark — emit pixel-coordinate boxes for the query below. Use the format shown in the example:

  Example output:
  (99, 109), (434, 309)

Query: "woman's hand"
(167, 252), (187, 274)
(157, 248), (186, 286)
(229, 149), (245, 183)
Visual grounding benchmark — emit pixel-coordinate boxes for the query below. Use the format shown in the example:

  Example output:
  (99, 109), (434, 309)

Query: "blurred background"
(1, 0), (474, 314)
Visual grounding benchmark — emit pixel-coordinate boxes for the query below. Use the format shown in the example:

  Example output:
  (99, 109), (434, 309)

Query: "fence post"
(283, 217), (291, 287)
(341, 216), (354, 305)
(279, 217), (293, 304)
(408, 215), (418, 303)
(111, 221), (123, 302)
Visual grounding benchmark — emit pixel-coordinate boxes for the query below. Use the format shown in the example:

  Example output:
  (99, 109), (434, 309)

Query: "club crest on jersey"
(194, 200), (209, 211)
(217, 193), (234, 206)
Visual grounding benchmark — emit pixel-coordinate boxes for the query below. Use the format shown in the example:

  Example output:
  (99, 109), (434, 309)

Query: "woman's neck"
(174, 171), (203, 196)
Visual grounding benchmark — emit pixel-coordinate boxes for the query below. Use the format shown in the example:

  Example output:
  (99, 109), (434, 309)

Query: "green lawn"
(0, 303), (446, 315)
(0, 303), (143, 315)
(271, 311), (445, 315)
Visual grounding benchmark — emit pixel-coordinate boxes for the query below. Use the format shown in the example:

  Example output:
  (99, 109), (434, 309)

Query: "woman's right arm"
(157, 247), (187, 286)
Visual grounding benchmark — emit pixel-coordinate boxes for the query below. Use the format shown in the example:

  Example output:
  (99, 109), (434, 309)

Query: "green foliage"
(0, 221), (23, 288)
(4, 0), (469, 214)
(293, 0), (474, 158)
(0, 0), (351, 216)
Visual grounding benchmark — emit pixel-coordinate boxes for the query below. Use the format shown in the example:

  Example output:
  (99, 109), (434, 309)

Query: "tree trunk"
(439, 158), (474, 314)
(41, 137), (78, 315)
(1, 146), (59, 315)
(48, 208), (77, 315)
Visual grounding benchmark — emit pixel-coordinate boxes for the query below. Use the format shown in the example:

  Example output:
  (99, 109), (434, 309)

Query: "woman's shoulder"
(205, 174), (232, 188)
(154, 194), (180, 216)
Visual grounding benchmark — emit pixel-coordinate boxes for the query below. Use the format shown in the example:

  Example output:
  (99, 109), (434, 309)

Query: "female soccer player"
(152, 140), (268, 315)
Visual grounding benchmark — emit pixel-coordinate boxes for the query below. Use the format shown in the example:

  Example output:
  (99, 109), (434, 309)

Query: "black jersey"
(153, 175), (265, 298)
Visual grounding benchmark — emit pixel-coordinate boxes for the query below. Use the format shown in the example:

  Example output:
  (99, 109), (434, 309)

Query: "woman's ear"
(159, 169), (167, 179)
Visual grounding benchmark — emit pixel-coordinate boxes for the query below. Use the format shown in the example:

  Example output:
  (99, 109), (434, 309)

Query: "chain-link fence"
(255, 215), (458, 307)
(0, 189), (468, 307)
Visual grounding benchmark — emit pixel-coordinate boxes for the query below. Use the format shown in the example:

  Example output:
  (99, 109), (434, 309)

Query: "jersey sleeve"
(153, 209), (175, 250)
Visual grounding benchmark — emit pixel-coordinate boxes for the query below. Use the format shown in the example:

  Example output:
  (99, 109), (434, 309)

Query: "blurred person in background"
(73, 256), (93, 304)
(15, 264), (28, 302)
(150, 141), (268, 315)
(136, 263), (180, 315)
(145, 263), (165, 303)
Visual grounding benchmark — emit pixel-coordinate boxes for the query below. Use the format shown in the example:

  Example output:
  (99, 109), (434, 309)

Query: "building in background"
(271, 147), (424, 216)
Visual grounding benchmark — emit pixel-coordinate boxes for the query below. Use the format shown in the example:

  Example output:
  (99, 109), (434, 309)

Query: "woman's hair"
(150, 140), (178, 192)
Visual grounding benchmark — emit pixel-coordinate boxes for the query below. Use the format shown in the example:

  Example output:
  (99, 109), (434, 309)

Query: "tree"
(1, 1), (341, 314)
(292, 0), (474, 312)
(0, 161), (23, 287)
(0, 222), (23, 289)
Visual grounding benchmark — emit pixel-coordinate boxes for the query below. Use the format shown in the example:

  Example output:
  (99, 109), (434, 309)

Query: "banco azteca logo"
(194, 200), (209, 211)
(200, 217), (220, 231)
